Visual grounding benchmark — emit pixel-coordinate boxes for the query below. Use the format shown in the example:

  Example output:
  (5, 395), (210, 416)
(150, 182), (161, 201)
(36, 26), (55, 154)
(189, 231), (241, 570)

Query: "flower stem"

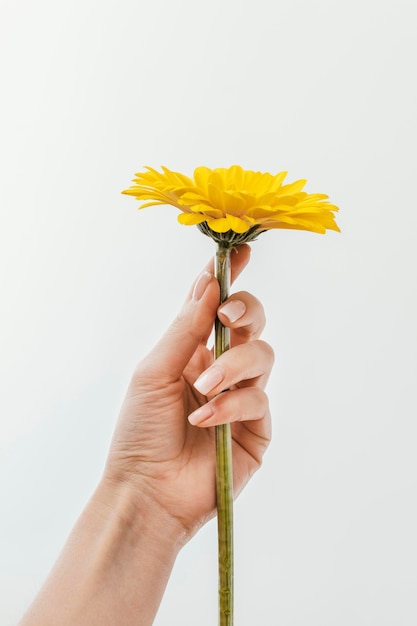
(214, 244), (233, 626)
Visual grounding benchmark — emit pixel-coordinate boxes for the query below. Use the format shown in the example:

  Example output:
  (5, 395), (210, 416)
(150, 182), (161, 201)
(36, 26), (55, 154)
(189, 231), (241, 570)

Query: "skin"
(19, 244), (274, 626)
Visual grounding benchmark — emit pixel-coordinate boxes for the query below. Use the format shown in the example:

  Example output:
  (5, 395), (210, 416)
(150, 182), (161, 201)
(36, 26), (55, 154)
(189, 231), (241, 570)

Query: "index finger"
(217, 291), (266, 344)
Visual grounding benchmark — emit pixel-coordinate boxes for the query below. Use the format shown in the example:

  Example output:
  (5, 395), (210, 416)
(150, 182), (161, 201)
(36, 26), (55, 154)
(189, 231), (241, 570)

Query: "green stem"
(215, 244), (233, 626)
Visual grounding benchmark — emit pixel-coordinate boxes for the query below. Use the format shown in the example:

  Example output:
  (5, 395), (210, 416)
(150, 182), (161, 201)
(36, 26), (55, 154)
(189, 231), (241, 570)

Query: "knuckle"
(253, 339), (275, 367)
(255, 339), (275, 364)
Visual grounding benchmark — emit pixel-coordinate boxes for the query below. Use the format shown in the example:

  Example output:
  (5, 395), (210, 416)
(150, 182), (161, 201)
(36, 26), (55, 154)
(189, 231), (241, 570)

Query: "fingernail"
(194, 365), (224, 395)
(188, 403), (214, 425)
(192, 271), (213, 301)
(219, 300), (246, 323)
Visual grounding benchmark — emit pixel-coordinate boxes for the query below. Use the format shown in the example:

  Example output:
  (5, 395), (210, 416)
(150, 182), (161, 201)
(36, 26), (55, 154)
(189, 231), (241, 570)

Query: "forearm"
(19, 478), (185, 626)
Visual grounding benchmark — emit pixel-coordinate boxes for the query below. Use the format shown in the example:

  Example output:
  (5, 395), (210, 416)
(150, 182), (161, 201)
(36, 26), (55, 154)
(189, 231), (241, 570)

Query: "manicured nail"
(188, 403), (214, 425)
(219, 300), (246, 323)
(192, 271), (213, 301)
(194, 365), (224, 395)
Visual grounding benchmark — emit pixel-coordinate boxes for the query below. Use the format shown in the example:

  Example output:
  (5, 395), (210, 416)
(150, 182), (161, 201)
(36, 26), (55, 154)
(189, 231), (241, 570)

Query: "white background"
(1, 0), (416, 624)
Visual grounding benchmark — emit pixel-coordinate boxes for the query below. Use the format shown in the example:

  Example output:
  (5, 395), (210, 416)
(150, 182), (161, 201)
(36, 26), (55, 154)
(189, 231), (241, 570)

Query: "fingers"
(188, 386), (270, 428)
(188, 386), (272, 466)
(188, 283), (274, 464)
(137, 245), (252, 383)
(191, 285), (274, 400)
(140, 270), (219, 381)
(218, 291), (266, 344)
(193, 339), (275, 396)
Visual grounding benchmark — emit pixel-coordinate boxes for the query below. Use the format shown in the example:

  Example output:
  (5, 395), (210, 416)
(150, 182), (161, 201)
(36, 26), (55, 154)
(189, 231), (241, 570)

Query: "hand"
(105, 244), (274, 538)
(18, 244), (275, 626)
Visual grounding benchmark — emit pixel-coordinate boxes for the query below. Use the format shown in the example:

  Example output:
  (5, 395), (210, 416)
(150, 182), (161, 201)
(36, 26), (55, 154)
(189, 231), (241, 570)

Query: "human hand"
(105, 244), (274, 539)
(18, 245), (274, 626)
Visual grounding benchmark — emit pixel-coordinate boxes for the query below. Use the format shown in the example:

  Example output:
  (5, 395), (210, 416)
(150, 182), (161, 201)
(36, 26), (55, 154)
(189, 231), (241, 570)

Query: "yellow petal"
(206, 217), (231, 233)
(177, 212), (207, 225)
(188, 204), (224, 218)
(225, 214), (251, 233)
(193, 166), (212, 193)
(225, 165), (244, 189)
(207, 182), (226, 211)
(279, 179), (307, 195)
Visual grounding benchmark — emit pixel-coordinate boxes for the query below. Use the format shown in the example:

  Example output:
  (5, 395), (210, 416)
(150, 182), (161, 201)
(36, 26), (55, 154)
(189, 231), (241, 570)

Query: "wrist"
(94, 474), (188, 557)
(20, 477), (187, 626)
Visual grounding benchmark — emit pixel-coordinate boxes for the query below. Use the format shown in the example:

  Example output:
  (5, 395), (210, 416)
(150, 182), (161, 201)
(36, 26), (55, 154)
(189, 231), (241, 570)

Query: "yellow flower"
(122, 165), (340, 244)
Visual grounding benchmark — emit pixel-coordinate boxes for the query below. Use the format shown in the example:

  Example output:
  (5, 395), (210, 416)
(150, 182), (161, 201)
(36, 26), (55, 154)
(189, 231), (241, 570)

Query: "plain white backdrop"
(1, 0), (416, 624)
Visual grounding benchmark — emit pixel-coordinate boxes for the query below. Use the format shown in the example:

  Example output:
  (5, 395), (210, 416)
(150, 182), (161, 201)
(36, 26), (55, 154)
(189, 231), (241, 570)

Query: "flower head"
(122, 165), (340, 246)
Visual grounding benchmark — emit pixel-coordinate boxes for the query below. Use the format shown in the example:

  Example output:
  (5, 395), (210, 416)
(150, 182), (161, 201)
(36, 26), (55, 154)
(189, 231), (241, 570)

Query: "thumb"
(142, 270), (219, 381)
